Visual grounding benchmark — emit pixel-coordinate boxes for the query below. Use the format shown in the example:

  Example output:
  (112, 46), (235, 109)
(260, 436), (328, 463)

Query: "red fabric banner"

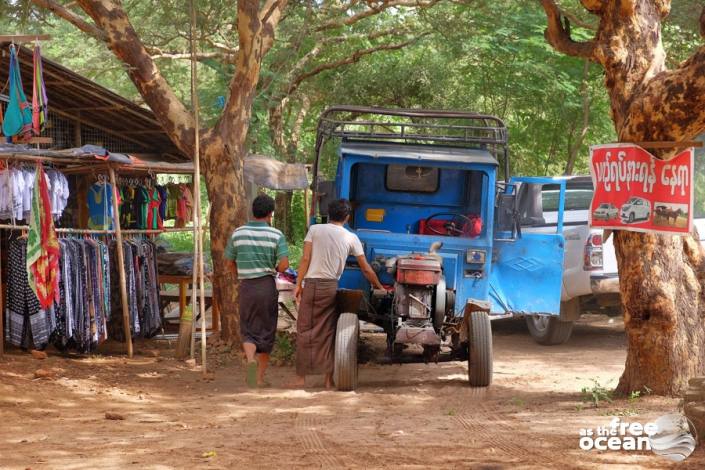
(589, 144), (694, 234)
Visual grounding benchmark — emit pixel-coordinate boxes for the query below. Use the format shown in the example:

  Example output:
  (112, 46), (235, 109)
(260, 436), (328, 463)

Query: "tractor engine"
(390, 255), (444, 346)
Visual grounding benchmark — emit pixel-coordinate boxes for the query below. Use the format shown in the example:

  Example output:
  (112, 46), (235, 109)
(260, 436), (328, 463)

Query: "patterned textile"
(31, 44), (48, 136)
(5, 240), (50, 349)
(108, 239), (161, 341)
(26, 163), (60, 309)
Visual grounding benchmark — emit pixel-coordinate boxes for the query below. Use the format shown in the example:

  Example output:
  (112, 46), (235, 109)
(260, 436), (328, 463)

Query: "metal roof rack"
(316, 106), (508, 148)
(313, 106), (510, 190)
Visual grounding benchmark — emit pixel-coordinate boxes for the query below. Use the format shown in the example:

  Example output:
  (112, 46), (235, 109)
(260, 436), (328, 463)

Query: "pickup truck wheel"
(467, 311), (492, 387)
(334, 312), (359, 391)
(526, 315), (574, 345)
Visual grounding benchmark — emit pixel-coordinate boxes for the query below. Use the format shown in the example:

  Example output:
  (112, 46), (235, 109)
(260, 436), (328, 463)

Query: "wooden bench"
(158, 274), (220, 331)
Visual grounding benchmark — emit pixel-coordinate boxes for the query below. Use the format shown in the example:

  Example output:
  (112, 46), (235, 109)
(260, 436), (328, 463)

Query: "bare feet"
(324, 374), (335, 390)
(285, 376), (306, 389)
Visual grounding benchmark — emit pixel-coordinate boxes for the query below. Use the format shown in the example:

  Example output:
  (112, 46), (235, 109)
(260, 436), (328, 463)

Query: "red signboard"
(589, 144), (694, 234)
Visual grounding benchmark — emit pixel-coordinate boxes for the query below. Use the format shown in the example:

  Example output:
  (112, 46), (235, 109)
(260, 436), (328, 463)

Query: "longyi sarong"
(238, 276), (278, 353)
(296, 278), (338, 375)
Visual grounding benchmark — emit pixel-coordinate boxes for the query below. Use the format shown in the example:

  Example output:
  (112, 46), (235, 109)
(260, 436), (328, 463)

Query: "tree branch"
(261, 0), (288, 54)
(283, 26), (414, 96)
(31, 0), (107, 42)
(288, 33), (430, 95)
(619, 0), (636, 18)
(147, 45), (237, 64)
(560, 6), (597, 30)
(315, 0), (441, 32)
(75, 0), (196, 154)
(579, 0), (604, 14)
(620, 45), (705, 144)
(655, 0), (671, 18)
(541, 0), (596, 60)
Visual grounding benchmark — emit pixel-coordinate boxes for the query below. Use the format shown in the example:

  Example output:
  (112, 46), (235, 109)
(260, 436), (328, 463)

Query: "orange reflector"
(365, 208), (385, 222)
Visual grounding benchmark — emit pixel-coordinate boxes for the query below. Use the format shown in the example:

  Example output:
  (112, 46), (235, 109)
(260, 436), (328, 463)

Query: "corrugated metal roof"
(0, 43), (186, 161)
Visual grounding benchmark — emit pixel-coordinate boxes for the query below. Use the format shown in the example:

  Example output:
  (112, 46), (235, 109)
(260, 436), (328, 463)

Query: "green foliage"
(271, 331), (296, 366)
(580, 378), (614, 408)
(11, 0), (705, 267)
(628, 390), (641, 403)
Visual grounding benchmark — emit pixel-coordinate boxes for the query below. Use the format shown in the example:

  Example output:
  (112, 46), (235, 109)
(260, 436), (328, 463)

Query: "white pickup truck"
(518, 176), (620, 345)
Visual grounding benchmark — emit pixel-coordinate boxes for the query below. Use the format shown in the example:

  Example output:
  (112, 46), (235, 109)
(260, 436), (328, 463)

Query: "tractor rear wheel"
(467, 311), (493, 387)
(334, 312), (359, 391)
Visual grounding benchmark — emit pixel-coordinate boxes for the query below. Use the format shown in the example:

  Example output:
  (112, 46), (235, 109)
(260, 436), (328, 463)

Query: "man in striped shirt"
(225, 195), (289, 387)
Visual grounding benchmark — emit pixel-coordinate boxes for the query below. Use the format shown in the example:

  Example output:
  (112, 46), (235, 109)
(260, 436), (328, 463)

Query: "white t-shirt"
(304, 223), (364, 280)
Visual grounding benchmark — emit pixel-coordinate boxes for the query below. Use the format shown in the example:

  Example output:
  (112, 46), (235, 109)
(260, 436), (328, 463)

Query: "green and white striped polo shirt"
(224, 221), (288, 280)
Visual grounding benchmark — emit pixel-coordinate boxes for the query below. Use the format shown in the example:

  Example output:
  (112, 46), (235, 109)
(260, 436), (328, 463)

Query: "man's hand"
(294, 284), (303, 306)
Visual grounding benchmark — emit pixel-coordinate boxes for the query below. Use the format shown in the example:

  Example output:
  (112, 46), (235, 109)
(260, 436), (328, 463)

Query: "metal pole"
(109, 165), (133, 358)
(190, 0), (207, 375)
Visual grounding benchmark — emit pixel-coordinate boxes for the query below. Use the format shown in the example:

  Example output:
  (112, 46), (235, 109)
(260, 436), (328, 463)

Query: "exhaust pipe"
(429, 241), (443, 254)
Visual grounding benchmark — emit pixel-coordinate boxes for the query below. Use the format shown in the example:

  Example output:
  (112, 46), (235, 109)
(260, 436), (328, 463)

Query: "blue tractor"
(311, 107), (567, 390)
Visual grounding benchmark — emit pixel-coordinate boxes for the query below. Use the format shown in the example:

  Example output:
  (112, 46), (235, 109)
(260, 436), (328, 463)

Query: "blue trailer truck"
(310, 107), (567, 390)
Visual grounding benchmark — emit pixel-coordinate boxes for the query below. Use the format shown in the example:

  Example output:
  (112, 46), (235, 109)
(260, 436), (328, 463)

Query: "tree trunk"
(201, 141), (248, 345)
(268, 97), (309, 242)
(274, 191), (294, 241)
(542, 0), (705, 394)
(614, 231), (705, 394)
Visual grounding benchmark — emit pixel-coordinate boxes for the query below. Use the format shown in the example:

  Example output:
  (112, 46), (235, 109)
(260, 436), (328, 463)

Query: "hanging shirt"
(135, 186), (150, 229)
(146, 187), (162, 230)
(11, 168), (26, 221)
(166, 183), (180, 219)
(21, 168), (35, 221)
(87, 182), (114, 230)
(156, 185), (168, 221)
(0, 169), (12, 219)
(120, 186), (138, 229)
(46, 169), (69, 219)
(176, 184), (194, 227)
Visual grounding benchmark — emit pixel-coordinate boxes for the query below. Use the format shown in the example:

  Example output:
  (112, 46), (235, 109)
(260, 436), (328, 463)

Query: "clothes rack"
(0, 155), (202, 358)
(0, 224), (205, 234)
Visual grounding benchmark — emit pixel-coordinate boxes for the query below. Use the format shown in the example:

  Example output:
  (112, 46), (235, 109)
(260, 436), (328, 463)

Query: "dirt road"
(1, 315), (703, 469)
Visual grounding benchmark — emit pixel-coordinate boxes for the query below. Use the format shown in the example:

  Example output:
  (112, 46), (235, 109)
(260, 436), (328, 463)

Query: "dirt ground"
(1, 315), (704, 469)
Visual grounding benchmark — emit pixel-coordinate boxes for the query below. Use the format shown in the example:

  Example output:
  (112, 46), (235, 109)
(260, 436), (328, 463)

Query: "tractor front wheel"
(467, 311), (493, 387)
(334, 312), (360, 391)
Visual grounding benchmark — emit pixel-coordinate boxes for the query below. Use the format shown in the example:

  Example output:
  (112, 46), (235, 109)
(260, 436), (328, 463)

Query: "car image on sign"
(592, 202), (618, 220)
(620, 197), (651, 224)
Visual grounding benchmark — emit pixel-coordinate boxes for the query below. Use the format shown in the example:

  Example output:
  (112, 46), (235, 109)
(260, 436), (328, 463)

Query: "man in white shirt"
(291, 199), (383, 389)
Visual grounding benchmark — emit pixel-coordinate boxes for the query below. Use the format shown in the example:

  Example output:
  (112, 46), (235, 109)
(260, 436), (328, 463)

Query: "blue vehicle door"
(489, 177), (566, 316)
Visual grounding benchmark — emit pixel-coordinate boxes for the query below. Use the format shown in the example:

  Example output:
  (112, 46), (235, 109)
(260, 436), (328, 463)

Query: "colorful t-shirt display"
(87, 182), (115, 230)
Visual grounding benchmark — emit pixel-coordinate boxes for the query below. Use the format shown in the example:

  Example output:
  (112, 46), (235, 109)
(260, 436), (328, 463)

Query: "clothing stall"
(0, 149), (200, 358)
(0, 36), (207, 360)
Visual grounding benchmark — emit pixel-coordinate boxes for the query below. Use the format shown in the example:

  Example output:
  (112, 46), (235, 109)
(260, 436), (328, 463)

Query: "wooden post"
(0, 34), (51, 42)
(304, 188), (309, 228)
(108, 165), (133, 358)
(0, 240), (3, 356)
(188, 174), (199, 359)
(74, 117), (82, 147)
(190, 0), (207, 375)
(175, 278), (193, 359)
